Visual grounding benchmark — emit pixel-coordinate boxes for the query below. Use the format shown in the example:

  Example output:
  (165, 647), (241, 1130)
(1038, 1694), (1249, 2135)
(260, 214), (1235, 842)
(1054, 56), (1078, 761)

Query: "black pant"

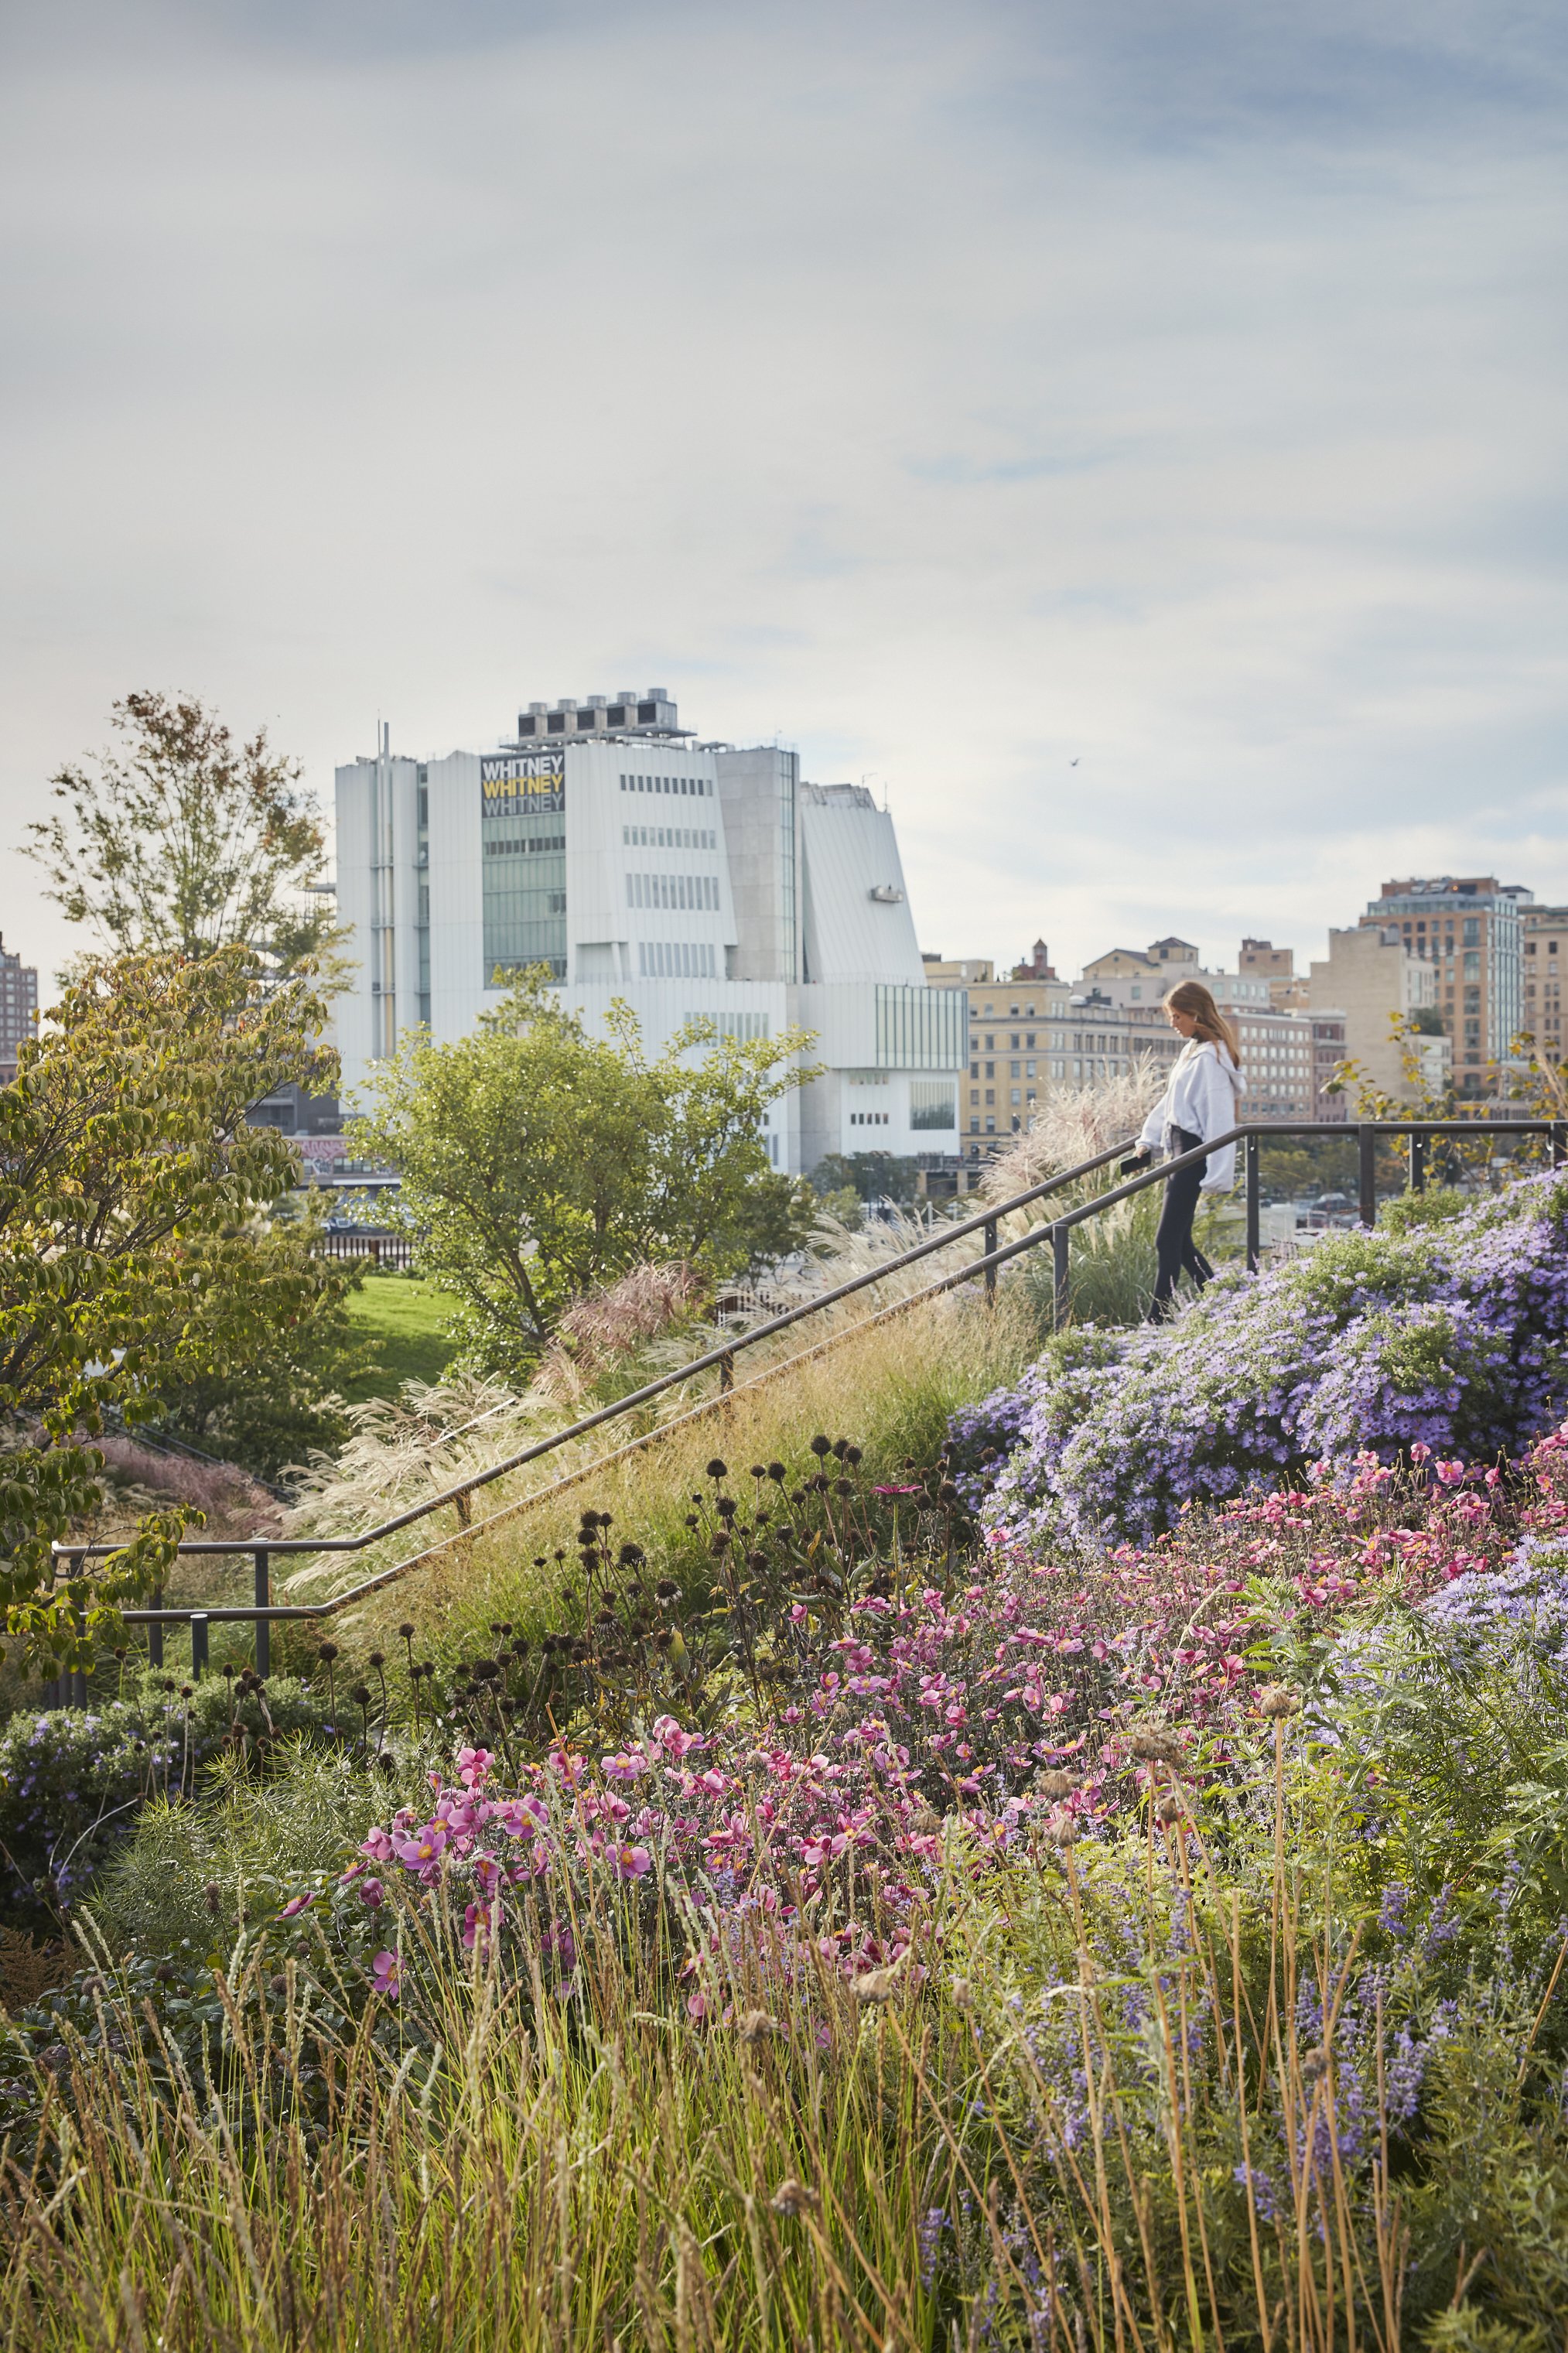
(1151, 1127), (1214, 1318)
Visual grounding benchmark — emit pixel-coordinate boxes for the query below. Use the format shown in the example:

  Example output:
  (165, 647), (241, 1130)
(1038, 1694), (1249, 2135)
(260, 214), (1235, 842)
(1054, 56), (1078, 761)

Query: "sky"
(2, 0), (1565, 987)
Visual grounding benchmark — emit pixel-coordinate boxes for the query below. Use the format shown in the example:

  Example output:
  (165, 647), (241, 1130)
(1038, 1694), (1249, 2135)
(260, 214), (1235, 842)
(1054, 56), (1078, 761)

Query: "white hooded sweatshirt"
(1137, 1036), (1245, 1192)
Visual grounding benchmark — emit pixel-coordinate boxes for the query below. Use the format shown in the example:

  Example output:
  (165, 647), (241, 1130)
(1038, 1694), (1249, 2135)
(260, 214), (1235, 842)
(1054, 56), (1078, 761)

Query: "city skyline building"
(1308, 926), (1446, 1105)
(1359, 876), (1527, 1099)
(1522, 903), (1568, 1066)
(0, 934), (37, 1084)
(333, 693), (967, 1178)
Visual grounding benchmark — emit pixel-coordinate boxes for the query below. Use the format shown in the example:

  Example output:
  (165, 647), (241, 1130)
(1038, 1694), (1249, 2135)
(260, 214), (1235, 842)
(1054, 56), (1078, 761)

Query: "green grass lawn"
(343, 1274), (460, 1400)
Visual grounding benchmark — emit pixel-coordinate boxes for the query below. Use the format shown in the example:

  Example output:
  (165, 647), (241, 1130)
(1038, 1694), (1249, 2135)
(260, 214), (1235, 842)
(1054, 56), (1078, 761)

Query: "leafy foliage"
(809, 1150), (922, 1204)
(0, 949), (338, 1666)
(23, 690), (343, 973)
(349, 970), (817, 1376)
(152, 1203), (374, 1479)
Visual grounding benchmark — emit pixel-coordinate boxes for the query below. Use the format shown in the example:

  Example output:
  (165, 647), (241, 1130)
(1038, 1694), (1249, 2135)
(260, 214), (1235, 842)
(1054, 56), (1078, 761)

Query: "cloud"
(0, 0), (1564, 984)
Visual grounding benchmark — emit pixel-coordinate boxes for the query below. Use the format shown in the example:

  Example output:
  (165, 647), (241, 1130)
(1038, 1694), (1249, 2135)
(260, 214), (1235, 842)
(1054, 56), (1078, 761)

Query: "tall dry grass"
(289, 1282), (1034, 1673)
(6, 1713), (1555, 2349)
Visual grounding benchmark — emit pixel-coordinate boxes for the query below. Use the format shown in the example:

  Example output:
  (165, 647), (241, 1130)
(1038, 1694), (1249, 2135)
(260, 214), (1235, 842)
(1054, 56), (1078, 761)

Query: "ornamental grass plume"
(979, 1059), (1164, 1201)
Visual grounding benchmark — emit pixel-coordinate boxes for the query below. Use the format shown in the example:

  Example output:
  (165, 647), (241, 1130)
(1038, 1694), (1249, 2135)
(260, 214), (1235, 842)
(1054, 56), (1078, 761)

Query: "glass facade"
(779, 758), (798, 983)
(875, 983), (967, 1070)
(909, 1079), (956, 1130)
(480, 754), (567, 983)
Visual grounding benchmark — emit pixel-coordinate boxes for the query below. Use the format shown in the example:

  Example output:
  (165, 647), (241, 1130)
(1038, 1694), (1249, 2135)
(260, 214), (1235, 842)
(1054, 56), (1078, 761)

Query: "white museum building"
(333, 691), (966, 1177)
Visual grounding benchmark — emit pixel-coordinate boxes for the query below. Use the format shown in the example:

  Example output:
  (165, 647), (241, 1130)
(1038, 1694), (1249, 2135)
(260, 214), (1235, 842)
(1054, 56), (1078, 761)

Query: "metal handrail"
(45, 1113), (1566, 1697)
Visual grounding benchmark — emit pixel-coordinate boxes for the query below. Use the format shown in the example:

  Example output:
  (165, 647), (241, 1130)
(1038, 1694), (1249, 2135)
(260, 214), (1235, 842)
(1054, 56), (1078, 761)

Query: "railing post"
(1409, 1132), (1426, 1194)
(1358, 1124), (1377, 1228)
(70, 1595), (88, 1708)
(1245, 1133), (1260, 1272)
(65, 1558), (87, 1708)
(718, 1351), (733, 1394)
(983, 1218), (997, 1301)
(253, 1548), (270, 1678)
(1052, 1223), (1070, 1330)
(148, 1588), (163, 1671)
(1554, 1121), (1566, 1170)
(190, 1613), (210, 1680)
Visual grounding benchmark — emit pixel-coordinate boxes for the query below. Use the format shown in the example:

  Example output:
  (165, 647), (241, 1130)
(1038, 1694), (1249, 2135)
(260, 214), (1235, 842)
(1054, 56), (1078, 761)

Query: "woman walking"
(1124, 980), (1244, 1322)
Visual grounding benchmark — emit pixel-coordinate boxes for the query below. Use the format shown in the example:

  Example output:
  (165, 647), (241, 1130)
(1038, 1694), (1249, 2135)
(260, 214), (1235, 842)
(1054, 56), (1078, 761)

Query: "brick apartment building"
(1522, 904), (1568, 1065)
(1360, 877), (1526, 1100)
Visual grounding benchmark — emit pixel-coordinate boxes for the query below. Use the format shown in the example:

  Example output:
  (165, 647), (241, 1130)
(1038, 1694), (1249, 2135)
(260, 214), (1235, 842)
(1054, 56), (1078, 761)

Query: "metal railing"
(46, 1116), (1565, 1700)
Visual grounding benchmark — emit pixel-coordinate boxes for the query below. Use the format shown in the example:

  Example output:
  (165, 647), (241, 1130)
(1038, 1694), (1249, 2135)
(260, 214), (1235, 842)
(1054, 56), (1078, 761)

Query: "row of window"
(483, 835), (565, 857)
(627, 874), (721, 911)
(682, 1009), (769, 1041)
(623, 826), (716, 850)
(1397, 918), (1485, 955)
(637, 941), (718, 978)
(849, 1111), (890, 1126)
(620, 773), (712, 798)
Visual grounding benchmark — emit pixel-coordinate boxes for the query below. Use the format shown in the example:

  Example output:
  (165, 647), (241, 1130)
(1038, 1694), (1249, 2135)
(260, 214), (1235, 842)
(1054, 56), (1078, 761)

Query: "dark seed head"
(809, 1435), (832, 1458)
(706, 1459), (728, 1479)
(317, 1642), (339, 1664)
(398, 1622), (415, 1640)
(367, 1651), (385, 1669)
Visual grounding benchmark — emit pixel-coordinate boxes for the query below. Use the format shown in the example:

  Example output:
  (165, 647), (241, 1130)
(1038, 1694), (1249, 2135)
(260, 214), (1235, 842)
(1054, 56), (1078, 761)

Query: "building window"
(910, 1080), (956, 1130)
(627, 873), (721, 910)
(684, 1009), (769, 1041)
(637, 941), (717, 978)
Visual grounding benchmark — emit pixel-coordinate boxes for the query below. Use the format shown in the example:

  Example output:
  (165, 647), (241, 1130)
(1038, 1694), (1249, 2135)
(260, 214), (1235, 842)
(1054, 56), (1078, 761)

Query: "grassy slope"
(276, 1287), (1036, 1680)
(342, 1275), (459, 1401)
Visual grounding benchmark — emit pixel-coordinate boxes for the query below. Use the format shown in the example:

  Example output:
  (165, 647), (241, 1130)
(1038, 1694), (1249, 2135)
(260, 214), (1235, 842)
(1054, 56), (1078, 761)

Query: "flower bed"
(956, 1171), (1568, 1548)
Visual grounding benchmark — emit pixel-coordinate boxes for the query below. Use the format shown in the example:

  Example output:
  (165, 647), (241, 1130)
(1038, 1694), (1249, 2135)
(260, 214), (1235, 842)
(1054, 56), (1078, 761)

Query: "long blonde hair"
(1164, 979), (1240, 1067)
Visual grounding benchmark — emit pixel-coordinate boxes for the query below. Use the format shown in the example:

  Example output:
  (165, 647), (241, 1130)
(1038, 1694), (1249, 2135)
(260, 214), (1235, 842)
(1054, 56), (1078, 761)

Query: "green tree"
(349, 971), (816, 1377)
(24, 691), (343, 974)
(152, 1201), (376, 1481)
(810, 1150), (922, 1204)
(0, 948), (340, 1670)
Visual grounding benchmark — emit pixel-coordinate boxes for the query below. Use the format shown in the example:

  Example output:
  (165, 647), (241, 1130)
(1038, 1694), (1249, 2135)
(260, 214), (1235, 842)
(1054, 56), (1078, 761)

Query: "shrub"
(964, 1171), (1568, 1548)
(0, 1670), (332, 1931)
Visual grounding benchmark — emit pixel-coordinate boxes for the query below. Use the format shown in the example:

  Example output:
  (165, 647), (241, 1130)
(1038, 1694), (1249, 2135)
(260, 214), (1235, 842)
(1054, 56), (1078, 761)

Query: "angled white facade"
(334, 696), (965, 1178)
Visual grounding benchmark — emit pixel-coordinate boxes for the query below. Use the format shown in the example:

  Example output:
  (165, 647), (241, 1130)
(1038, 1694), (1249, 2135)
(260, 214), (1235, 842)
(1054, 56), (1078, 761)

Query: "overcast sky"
(2, 0), (1564, 988)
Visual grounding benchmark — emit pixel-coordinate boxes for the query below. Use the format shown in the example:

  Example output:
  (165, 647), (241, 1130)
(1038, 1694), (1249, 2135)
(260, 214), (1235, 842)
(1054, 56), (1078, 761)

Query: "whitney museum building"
(333, 690), (967, 1179)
